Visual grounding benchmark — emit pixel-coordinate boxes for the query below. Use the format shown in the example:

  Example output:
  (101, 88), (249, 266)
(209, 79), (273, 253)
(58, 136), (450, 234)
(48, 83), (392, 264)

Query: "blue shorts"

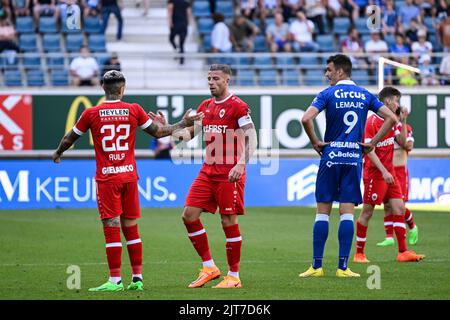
(315, 161), (363, 205)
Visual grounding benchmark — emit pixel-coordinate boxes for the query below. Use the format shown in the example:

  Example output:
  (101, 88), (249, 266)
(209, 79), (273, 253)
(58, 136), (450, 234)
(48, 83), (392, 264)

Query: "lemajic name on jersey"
(99, 109), (130, 117)
(334, 89), (366, 109)
(101, 164), (134, 175)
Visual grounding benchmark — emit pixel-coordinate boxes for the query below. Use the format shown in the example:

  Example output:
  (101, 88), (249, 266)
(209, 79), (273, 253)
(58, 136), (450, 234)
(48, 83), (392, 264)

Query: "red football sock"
(393, 215), (407, 252)
(103, 226), (122, 278)
(356, 220), (368, 254)
(122, 224), (143, 276)
(405, 208), (416, 229)
(184, 219), (212, 262)
(223, 224), (242, 273)
(384, 214), (394, 238)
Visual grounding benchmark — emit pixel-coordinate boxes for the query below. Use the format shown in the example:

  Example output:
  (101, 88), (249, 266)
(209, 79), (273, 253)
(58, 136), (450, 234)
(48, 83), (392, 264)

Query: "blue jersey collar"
(336, 80), (356, 85)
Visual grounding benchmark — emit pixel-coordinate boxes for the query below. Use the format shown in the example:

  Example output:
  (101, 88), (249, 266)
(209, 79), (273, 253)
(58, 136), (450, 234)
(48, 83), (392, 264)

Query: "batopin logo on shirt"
(219, 109), (225, 118)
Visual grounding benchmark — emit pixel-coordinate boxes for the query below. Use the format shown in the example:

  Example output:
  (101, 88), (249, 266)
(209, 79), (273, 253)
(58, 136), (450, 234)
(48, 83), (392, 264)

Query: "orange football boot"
(397, 250), (425, 262)
(188, 266), (221, 288)
(212, 275), (242, 288)
(353, 253), (370, 263)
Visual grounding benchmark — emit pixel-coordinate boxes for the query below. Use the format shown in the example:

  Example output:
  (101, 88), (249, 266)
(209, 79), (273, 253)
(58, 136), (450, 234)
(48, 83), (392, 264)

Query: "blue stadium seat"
(282, 69), (300, 86)
(316, 34), (336, 52)
(94, 53), (111, 66)
(26, 69), (46, 86)
(361, 34), (371, 45)
(61, 17), (83, 34)
(299, 56), (319, 69)
(424, 17), (435, 34)
(216, 1), (234, 18)
(253, 56), (273, 69)
(333, 17), (351, 35)
(230, 56), (252, 69)
(84, 16), (103, 34)
(23, 53), (42, 69)
(197, 18), (214, 35)
(304, 69), (325, 86)
(253, 35), (267, 52)
(88, 34), (106, 52)
(50, 69), (69, 86)
(66, 34), (84, 52)
(384, 34), (395, 48)
(39, 16), (58, 33)
(276, 56), (295, 68)
(192, 1), (211, 18)
(47, 53), (65, 69)
(0, 52), (19, 70)
(236, 69), (256, 86)
(202, 34), (211, 51)
(352, 69), (370, 86)
(19, 34), (38, 51)
(16, 16), (35, 34)
(43, 34), (62, 52)
(4, 70), (23, 86)
(258, 69), (278, 86)
(355, 18), (370, 34)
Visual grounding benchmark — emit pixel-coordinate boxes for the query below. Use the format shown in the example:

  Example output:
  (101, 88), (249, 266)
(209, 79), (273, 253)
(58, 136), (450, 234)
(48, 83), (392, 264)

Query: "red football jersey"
(197, 94), (253, 181)
(394, 123), (414, 150)
(363, 113), (402, 179)
(73, 100), (152, 183)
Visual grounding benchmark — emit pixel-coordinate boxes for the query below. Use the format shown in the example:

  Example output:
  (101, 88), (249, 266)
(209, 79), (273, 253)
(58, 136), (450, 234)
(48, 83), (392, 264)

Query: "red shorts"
(363, 176), (404, 205)
(394, 166), (409, 202)
(185, 171), (245, 215)
(96, 181), (140, 220)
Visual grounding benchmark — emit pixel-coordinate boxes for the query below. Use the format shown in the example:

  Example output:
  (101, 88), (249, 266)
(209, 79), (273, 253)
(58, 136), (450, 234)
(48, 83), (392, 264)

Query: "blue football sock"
(338, 214), (354, 270)
(312, 214), (329, 269)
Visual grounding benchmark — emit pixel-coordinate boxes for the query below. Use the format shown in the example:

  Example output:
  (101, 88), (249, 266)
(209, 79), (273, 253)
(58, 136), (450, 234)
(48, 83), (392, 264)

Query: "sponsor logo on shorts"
(101, 164), (134, 175)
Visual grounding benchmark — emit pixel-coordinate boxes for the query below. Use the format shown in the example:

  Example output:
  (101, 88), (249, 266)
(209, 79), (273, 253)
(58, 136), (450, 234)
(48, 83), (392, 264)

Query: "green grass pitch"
(0, 207), (449, 300)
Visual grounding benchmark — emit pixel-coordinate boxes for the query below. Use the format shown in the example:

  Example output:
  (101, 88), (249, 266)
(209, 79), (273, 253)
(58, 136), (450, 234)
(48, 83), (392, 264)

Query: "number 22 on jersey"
(101, 124), (130, 152)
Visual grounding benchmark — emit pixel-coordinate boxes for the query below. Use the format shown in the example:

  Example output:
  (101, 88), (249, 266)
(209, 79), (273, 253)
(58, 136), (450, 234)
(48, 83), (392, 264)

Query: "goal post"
(378, 57), (421, 92)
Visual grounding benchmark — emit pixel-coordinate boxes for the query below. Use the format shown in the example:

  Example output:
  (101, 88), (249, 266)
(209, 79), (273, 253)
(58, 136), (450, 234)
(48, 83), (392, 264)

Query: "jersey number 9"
(101, 124), (130, 152)
(343, 111), (358, 134)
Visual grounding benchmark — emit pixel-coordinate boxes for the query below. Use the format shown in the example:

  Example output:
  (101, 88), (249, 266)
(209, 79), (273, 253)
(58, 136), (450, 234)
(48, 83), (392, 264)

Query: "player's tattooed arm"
(145, 109), (204, 140)
(229, 123), (258, 183)
(52, 130), (81, 163)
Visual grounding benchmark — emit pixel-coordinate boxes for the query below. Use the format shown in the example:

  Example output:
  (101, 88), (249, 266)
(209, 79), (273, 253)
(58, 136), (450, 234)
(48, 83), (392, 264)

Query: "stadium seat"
(46, 53), (66, 69)
(84, 16), (103, 34)
(354, 18), (370, 34)
(50, 69), (69, 86)
(333, 17), (351, 35)
(316, 34), (336, 52)
(258, 69), (278, 86)
(384, 34), (396, 48)
(65, 34), (84, 52)
(202, 34), (211, 51)
(94, 53), (111, 66)
(4, 70), (23, 86)
(253, 56), (274, 69)
(0, 51), (19, 70)
(424, 17), (435, 34)
(282, 69), (300, 86)
(216, 1), (234, 18)
(22, 53), (42, 69)
(352, 69), (370, 86)
(276, 56), (295, 68)
(192, 1), (211, 18)
(197, 18), (214, 35)
(16, 16), (35, 34)
(26, 69), (46, 86)
(230, 56), (252, 69)
(88, 34), (106, 52)
(19, 34), (38, 52)
(43, 34), (62, 52)
(39, 16), (58, 33)
(361, 34), (371, 45)
(236, 69), (256, 86)
(299, 56), (319, 69)
(254, 35), (267, 52)
(304, 69), (325, 86)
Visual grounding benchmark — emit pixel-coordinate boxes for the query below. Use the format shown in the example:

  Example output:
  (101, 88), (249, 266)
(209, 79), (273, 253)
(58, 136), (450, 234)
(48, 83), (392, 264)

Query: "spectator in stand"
(351, 0), (367, 18)
(398, 0), (421, 32)
(304, 0), (327, 34)
(0, 0), (11, 19)
(211, 12), (233, 53)
(411, 29), (433, 64)
(33, 0), (59, 26)
(209, 0), (216, 14)
(70, 46), (100, 86)
(229, 15), (259, 52)
(324, 0), (355, 29)
(168, 0), (191, 65)
(396, 55), (418, 85)
(341, 26), (363, 66)
(439, 53), (450, 84)
(281, 0), (302, 22)
(418, 0), (433, 17)
(266, 11), (292, 52)
(101, 0), (123, 41)
(438, 12), (450, 50)
(404, 18), (422, 46)
(382, 0), (397, 35)
(240, 0), (258, 20)
(101, 52), (121, 76)
(83, 0), (101, 17)
(364, 30), (388, 70)
(433, 0), (449, 25)
(390, 33), (411, 62)
(257, 0), (280, 28)
(0, 16), (19, 62)
(418, 54), (438, 85)
(289, 10), (319, 52)
(11, 0), (31, 17)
